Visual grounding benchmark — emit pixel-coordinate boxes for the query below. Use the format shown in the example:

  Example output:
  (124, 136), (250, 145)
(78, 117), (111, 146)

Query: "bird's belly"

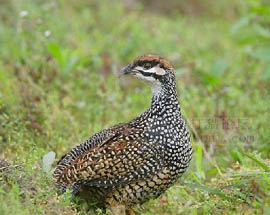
(105, 167), (179, 209)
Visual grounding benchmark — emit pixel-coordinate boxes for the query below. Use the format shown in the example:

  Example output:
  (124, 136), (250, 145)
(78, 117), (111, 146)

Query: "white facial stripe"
(134, 66), (144, 71)
(134, 72), (156, 82)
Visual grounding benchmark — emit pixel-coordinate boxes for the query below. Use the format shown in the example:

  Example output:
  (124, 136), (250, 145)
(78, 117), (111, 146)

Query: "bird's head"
(121, 55), (175, 95)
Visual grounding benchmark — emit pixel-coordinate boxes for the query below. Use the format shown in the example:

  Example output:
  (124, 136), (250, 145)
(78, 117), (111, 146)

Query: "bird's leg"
(126, 209), (135, 215)
(106, 205), (126, 215)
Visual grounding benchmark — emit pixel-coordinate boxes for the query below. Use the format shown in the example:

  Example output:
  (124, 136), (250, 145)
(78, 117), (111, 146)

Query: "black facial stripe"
(137, 70), (161, 80)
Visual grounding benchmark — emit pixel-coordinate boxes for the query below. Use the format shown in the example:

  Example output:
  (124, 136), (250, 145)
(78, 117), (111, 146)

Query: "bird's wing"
(53, 123), (127, 179)
(54, 126), (164, 190)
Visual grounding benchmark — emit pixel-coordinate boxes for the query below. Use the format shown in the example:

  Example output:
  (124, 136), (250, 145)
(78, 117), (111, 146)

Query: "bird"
(53, 55), (193, 215)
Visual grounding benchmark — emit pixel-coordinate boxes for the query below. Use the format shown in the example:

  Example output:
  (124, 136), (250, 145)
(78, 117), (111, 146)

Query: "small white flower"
(19, 10), (28, 17)
(44, 30), (51, 37)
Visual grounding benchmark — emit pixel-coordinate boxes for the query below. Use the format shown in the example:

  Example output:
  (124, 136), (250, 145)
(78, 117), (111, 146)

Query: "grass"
(0, 0), (270, 214)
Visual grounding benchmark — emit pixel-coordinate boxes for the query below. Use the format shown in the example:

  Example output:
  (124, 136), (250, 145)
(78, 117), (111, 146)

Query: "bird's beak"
(121, 64), (133, 75)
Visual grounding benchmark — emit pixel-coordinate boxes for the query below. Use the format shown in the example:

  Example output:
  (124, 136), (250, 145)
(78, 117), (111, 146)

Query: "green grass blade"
(184, 183), (234, 201)
(242, 153), (270, 171)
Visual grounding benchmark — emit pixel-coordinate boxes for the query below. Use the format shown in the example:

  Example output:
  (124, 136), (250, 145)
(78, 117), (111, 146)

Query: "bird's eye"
(143, 63), (152, 70)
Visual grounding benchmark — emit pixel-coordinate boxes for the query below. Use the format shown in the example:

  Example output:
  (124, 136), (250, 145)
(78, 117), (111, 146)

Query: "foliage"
(0, 0), (269, 214)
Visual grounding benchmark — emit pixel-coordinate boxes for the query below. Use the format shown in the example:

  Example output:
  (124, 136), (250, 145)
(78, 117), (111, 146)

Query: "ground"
(0, 0), (270, 214)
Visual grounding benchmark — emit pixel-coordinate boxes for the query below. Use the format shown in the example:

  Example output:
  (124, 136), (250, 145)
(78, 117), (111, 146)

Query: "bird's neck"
(150, 81), (181, 116)
(130, 81), (181, 127)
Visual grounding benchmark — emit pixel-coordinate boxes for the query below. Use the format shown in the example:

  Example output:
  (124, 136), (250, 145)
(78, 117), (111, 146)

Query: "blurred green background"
(0, 0), (270, 214)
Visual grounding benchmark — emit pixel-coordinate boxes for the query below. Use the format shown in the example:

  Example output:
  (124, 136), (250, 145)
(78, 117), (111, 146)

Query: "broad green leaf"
(200, 59), (227, 86)
(231, 15), (252, 33)
(202, 73), (220, 86)
(48, 43), (63, 65)
(261, 62), (270, 80)
(210, 59), (228, 77)
(251, 46), (270, 61)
